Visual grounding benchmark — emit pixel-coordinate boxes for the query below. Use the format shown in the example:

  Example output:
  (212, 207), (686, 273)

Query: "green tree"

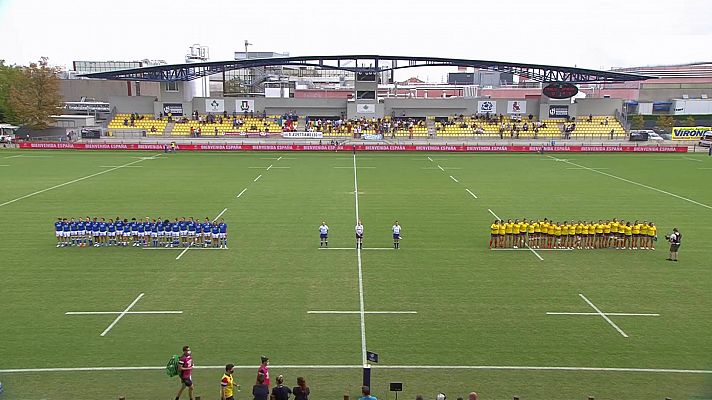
(684, 116), (697, 127)
(0, 60), (23, 124)
(655, 115), (674, 132)
(9, 57), (63, 129)
(630, 114), (645, 130)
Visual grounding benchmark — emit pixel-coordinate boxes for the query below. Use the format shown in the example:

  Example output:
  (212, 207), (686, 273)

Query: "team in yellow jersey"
(489, 218), (657, 250)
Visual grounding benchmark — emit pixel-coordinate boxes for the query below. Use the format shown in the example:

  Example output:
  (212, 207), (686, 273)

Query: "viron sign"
(671, 126), (711, 140)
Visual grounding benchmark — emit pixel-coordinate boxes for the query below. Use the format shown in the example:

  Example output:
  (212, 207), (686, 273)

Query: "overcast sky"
(1, 0), (711, 80)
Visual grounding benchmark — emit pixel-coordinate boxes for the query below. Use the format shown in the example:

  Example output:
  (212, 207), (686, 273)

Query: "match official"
(666, 228), (681, 262)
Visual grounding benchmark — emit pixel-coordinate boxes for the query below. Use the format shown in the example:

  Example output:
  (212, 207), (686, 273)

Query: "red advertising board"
(19, 142), (689, 153)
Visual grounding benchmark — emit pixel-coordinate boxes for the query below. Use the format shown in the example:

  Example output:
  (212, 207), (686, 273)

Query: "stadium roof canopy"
(81, 54), (652, 84)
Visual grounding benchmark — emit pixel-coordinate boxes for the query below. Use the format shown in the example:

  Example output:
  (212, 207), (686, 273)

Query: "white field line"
(546, 312), (659, 316)
(254, 174), (262, 182)
(427, 156), (434, 162)
(213, 208), (228, 221)
(318, 247), (392, 250)
(3, 155), (52, 158)
(0, 164), (9, 167)
(422, 167), (462, 170)
(683, 156), (703, 162)
(277, 156), (282, 161)
(0, 156), (157, 208)
(267, 164), (273, 171)
(249, 166), (290, 169)
(100, 293), (144, 337)
(437, 165), (445, 171)
(269, 166), (290, 169)
(236, 188), (247, 198)
(548, 155), (712, 210)
(99, 165), (143, 168)
(175, 246), (191, 260)
(334, 166), (376, 169)
(307, 311), (418, 314)
(176, 209), (227, 260)
(525, 244), (544, 261)
(465, 189), (478, 199)
(579, 293), (628, 338)
(353, 152), (368, 366)
(2, 364), (712, 374)
(66, 311), (182, 315)
(449, 175), (459, 183)
(488, 209), (501, 220)
(566, 167), (609, 170)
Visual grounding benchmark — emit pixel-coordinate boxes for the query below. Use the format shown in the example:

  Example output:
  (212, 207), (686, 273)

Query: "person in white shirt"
(319, 222), (329, 248)
(392, 221), (402, 249)
(355, 219), (364, 249)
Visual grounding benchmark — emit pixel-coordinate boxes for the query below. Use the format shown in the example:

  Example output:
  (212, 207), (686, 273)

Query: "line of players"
(54, 217), (228, 248)
(318, 220), (403, 249)
(489, 218), (658, 250)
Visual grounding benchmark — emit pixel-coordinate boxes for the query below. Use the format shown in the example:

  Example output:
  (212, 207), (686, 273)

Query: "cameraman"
(666, 228), (682, 262)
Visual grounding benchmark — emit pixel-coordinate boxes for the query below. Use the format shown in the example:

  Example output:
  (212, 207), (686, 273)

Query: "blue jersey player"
(218, 219), (228, 249)
(55, 218), (63, 247)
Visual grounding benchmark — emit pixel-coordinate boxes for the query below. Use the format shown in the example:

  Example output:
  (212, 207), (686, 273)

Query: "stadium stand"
(108, 114), (168, 136)
(171, 116), (283, 136)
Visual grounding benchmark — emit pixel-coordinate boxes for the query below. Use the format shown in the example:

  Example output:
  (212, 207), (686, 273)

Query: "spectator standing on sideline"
(359, 386), (377, 400)
(666, 227), (682, 262)
(293, 377), (310, 400)
(253, 373), (270, 400)
(221, 364), (240, 400)
(257, 355), (270, 386)
(175, 345), (194, 400)
(271, 374), (292, 400)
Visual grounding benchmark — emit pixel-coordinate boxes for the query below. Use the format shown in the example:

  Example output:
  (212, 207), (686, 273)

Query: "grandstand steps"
(164, 122), (175, 136)
(426, 119), (436, 137)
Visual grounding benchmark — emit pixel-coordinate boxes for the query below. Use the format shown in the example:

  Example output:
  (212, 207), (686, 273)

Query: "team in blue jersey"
(54, 217), (228, 248)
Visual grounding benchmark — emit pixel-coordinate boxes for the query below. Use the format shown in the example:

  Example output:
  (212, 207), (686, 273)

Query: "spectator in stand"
(253, 373), (269, 400)
(588, 113), (593, 122)
(123, 117), (129, 126)
(293, 377), (310, 400)
(359, 386), (377, 400)
(271, 374), (292, 400)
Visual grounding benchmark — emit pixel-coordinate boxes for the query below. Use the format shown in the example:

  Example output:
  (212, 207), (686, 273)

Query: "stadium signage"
(64, 102), (110, 113)
(20, 142), (688, 153)
(362, 134), (384, 140)
(548, 105), (569, 118)
(477, 100), (497, 114)
(543, 82), (579, 99)
(671, 126), (710, 140)
(205, 99), (225, 113)
(162, 103), (183, 116)
(282, 132), (324, 139)
(507, 101), (526, 114)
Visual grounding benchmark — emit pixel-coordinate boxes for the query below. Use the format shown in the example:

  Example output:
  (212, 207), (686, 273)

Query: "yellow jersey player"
(532, 220), (542, 249)
(648, 222), (657, 250)
(568, 220), (577, 250)
(504, 219), (514, 248)
(561, 222), (569, 249)
(512, 219), (521, 248)
(631, 220), (641, 249)
(490, 220), (500, 249)
(603, 220), (611, 248)
(575, 220), (583, 249)
(498, 220), (506, 248)
(640, 221), (649, 249)
(623, 222), (633, 249)
(519, 219), (529, 248)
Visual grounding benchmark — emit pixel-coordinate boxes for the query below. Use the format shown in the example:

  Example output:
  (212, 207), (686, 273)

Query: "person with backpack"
(666, 228), (682, 262)
(175, 345), (195, 400)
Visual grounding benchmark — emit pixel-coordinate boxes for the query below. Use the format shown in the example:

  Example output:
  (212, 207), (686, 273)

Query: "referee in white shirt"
(355, 219), (364, 249)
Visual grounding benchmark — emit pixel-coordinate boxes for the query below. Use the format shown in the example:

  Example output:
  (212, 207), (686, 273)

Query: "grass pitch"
(1, 149), (711, 399)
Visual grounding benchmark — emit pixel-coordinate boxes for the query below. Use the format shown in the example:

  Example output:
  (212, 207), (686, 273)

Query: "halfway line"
(254, 174), (262, 182)
(450, 175), (459, 183)
(525, 244), (544, 261)
(66, 311), (182, 315)
(546, 312), (659, 316)
(488, 209), (501, 220)
(353, 152), (368, 366)
(307, 311), (418, 314)
(237, 188), (247, 198)
(465, 189), (478, 199)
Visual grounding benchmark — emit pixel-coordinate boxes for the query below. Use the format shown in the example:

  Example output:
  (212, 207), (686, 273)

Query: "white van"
(699, 131), (712, 147)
